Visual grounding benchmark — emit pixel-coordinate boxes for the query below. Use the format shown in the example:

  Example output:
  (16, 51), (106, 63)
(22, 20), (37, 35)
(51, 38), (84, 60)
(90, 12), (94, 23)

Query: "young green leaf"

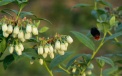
(0, 38), (6, 53)
(97, 0), (112, 8)
(3, 54), (14, 69)
(71, 31), (95, 51)
(109, 16), (116, 27)
(72, 4), (90, 8)
(49, 52), (72, 69)
(39, 26), (49, 33)
(96, 56), (114, 67)
(20, 11), (34, 18)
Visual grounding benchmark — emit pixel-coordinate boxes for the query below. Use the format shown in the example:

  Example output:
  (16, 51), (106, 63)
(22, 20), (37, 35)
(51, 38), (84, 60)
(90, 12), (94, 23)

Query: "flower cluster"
(68, 60), (94, 76)
(36, 35), (73, 65)
(0, 17), (38, 55)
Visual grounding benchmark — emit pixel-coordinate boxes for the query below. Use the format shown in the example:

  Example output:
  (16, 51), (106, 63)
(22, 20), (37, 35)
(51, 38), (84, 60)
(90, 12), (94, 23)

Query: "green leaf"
(15, 0), (28, 4)
(66, 54), (91, 68)
(33, 17), (53, 25)
(96, 0), (112, 8)
(0, 38), (6, 53)
(22, 48), (38, 59)
(0, 0), (15, 6)
(73, 4), (90, 8)
(103, 66), (118, 76)
(109, 16), (116, 27)
(20, 11), (33, 18)
(96, 56), (114, 67)
(105, 32), (122, 41)
(71, 31), (95, 51)
(117, 6), (122, 11)
(115, 23), (122, 32)
(3, 54), (14, 69)
(49, 52), (72, 69)
(39, 26), (49, 33)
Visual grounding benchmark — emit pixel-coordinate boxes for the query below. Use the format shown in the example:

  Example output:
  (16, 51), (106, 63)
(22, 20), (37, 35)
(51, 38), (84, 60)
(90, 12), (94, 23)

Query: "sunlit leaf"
(71, 31), (95, 51)
(39, 26), (49, 33)
(73, 4), (90, 8)
(49, 52), (72, 69)
(3, 54), (14, 69)
(109, 16), (116, 27)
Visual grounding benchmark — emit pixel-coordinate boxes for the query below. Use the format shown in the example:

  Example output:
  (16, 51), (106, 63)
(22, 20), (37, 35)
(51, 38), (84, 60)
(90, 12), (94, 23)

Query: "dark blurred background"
(0, 0), (122, 76)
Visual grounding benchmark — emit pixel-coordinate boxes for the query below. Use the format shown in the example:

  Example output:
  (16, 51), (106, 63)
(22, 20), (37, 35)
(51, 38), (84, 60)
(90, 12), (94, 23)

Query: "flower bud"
(7, 24), (13, 34)
(12, 33), (17, 38)
(9, 44), (14, 54)
(26, 24), (32, 33)
(2, 23), (7, 32)
(82, 73), (86, 76)
(30, 60), (34, 64)
(19, 43), (24, 51)
(44, 45), (50, 53)
(49, 45), (53, 53)
(18, 30), (24, 39)
(38, 46), (43, 55)
(66, 36), (73, 44)
(86, 70), (92, 75)
(65, 42), (68, 47)
(16, 50), (22, 55)
(20, 38), (25, 42)
(3, 32), (9, 37)
(60, 43), (67, 51)
(88, 64), (94, 70)
(72, 67), (76, 73)
(13, 26), (19, 34)
(42, 53), (47, 58)
(49, 53), (54, 59)
(39, 58), (43, 65)
(32, 26), (38, 35)
(15, 45), (19, 52)
(25, 32), (32, 39)
(58, 50), (64, 55)
(55, 40), (60, 50)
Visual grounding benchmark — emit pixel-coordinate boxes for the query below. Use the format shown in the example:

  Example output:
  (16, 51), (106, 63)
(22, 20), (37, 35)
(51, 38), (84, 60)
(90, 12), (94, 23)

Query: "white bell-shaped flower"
(60, 43), (67, 51)
(26, 24), (32, 33)
(12, 33), (17, 38)
(72, 67), (76, 73)
(38, 45), (43, 55)
(66, 36), (73, 44)
(42, 53), (47, 58)
(2, 23), (7, 32)
(32, 26), (38, 35)
(16, 50), (22, 55)
(13, 26), (19, 34)
(49, 45), (53, 53)
(25, 32), (32, 39)
(39, 58), (43, 65)
(9, 44), (14, 54)
(58, 50), (64, 55)
(19, 43), (24, 51)
(49, 53), (54, 59)
(20, 38), (25, 42)
(3, 32), (9, 37)
(44, 45), (50, 53)
(7, 24), (13, 34)
(55, 40), (60, 50)
(18, 30), (24, 39)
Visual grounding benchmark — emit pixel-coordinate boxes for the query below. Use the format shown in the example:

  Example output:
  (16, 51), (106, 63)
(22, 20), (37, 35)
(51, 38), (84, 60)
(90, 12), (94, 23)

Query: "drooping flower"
(19, 43), (24, 51)
(42, 53), (47, 58)
(66, 36), (73, 44)
(7, 24), (13, 34)
(49, 52), (54, 59)
(38, 45), (43, 55)
(44, 45), (50, 54)
(9, 44), (14, 54)
(60, 43), (67, 51)
(3, 32), (9, 37)
(55, 40), (60, 50)
(26, 24), (32, 33)
(39, 58), (43, 65)
(25, 32), (32, 39)
(49, 44), (53, 53)
(2, 23), (7, 32)
(58, 50), (64, 55)
(18, 30), (24, 39)
(32, 26), (38, 35)
(13, 26), (19, 34)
